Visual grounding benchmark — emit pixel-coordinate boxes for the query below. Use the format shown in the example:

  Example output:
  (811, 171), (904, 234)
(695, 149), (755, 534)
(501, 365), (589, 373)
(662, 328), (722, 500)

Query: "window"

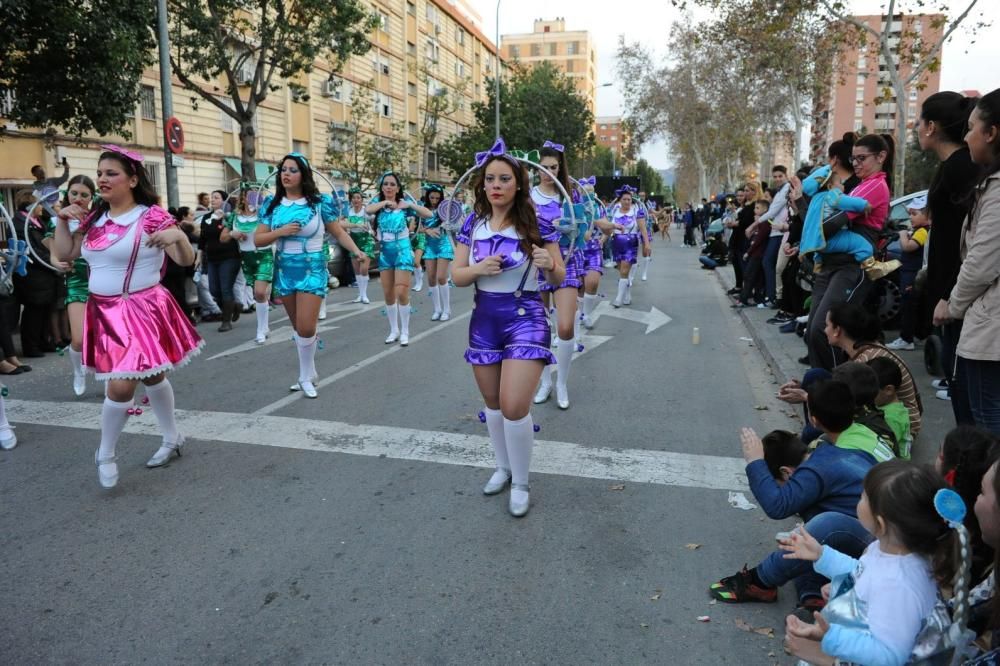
(454, 61), (465, 78)
(857, 55), (866, 69)
(140, 85), (156, 120)
(375, 92), (391, 117)
(908, 103), (917, 116)
(425, 40), (439, 62)
(408, 82), (417, 96)
(855, 103), (864, 118)
(600, 135), (607, 141)
(0, 88), (15, 117)
(509, 45), (520, 58)
(530, 44), (540, 57)
(219, 97), (235, 131)
(909, 88), (918, 101)
(407, 41), (416, 56)
(600, 124), (607, 129)
(373, 55), (390, 76)
(457, 28), (465, 45)
(145, 163), (162, 192)
(856, 74), (866, 85)
(408, 121), (417, 135)
(376, 12), (389, 32)
(407, 1), (415, 16)
(292, 140), (308, 155)
(565, 59), (573, 73)
(425, 5), (437, 22)
(568, 41), (578, 55)
(426, 149), (438, 172)
(548, 43), (557, 56)
(856, 87), (864, 101)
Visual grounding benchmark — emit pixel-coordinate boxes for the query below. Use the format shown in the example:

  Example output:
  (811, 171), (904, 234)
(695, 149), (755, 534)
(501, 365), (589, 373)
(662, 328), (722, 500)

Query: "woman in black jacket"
(12, 189), (60, 357)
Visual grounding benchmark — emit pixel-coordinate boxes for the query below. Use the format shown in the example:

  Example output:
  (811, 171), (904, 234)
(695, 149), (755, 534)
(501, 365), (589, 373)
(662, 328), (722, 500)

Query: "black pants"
(19, 303), (49, 355)
(161, 272), (193, 319)
(0, 299), (17, 358)
(779, 256), (805, 315)
(739, 256), (764, 304)
(806, 264), (871, 370)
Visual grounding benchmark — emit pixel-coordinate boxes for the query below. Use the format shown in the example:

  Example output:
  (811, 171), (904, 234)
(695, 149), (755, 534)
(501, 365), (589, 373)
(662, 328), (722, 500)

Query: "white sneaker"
(931, 378), (949, 390)
(300, 381), (318, 399)
(533, 380), (552, 404)
(73, 371), (86, 397)
(440, 312), (450, 322)
(361, 296), (371, 304)
(400, 333), (409, 347)
(318, 308), (327, 321)
(431, 311), (442, 321)
(886, 337), (915, 351)
(255, 334), (267, 345)
(936, 389), (951, 401)
(0, 428), (16, 451)
(412, 282), (423, 292)
(352, 295), (363, 303)
(385, 332), (399, 344)
(623, 290), (632, 306)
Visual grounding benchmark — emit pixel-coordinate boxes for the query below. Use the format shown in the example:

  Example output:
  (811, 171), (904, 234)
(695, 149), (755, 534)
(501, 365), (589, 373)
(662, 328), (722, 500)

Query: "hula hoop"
(0, 196), (28, 291)
(438, 156), (579, 256)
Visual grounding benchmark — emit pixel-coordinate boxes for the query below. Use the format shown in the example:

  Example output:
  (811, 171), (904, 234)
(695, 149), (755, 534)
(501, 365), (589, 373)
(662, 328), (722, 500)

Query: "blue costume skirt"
(379, 238), (415, 273)
(465, 290), (556, 366)
(274, 251), (328, 297)
(612, 233), (639, 264)
(540, 247), (583, 292)
(424, 233), (454, 261)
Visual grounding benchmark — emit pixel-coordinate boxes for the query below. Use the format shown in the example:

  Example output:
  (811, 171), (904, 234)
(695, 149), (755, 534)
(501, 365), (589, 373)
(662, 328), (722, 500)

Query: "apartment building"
(0, 0), (503, 207)
(500, 18), (597, 115)
(594, 116), (629, 161)
(820, 13), (943, 148)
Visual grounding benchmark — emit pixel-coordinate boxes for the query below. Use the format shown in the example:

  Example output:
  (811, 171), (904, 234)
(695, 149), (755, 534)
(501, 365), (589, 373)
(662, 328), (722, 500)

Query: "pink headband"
(100, 144), (144, 164)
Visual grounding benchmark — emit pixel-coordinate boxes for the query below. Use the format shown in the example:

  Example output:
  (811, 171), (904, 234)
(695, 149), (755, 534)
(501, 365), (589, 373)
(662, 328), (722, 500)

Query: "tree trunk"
(239, 119), (257, 187)
(894, 106), (907, 197)
(790, 87), (804, 169)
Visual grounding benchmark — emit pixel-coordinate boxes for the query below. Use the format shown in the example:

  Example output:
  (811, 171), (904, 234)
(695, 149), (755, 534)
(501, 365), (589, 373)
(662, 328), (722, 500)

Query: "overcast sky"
(476, 0), (1000, 169)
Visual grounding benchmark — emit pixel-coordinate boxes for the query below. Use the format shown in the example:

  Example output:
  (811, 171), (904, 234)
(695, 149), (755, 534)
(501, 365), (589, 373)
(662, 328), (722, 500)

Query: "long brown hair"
(91, 151), (160, 219)
(539, 145), (571, 202)
(472, 155), (542, 254)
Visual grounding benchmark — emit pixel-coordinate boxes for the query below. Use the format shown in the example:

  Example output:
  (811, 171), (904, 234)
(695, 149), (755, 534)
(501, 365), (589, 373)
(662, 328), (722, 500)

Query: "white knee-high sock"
(484, 407), (509, 470)
(386, 304), (399, 335)
(357, 275), (367, 299)
(573, 307), (582, 342)
(99, 398), (133, 459)
(504, 414), (535, 486)
(414, 267), (423, 287)
(628, 263), (637, 282)
(430, 285), (441, 314)
(68, 347), (84, 376)
(255, 304), (269, 337)
(556, 337), (574, 388)
(399, 304), (411, 336)
(583, 293), (598, 317)
(440, 284), (451, 314)
(144, 379), (179, 444)
(295, 334), (318, 383)
(642, 255), (651, 279)
(0, 396), (11, 437)
(615, 278), (628, 303)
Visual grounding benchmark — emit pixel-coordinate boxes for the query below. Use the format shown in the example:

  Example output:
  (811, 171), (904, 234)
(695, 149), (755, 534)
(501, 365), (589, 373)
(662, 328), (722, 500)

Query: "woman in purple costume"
(532, 142), (581, 410)
(452, 143), (565, 518)
(609, 187), (649, 307)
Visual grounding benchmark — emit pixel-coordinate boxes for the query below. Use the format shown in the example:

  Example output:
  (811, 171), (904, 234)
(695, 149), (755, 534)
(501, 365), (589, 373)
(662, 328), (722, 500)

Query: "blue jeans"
(961, 357), (1000, 436)
(756, 511), (872, 603)
(941, 320), (974, 426)
(763, 235), (783, 302)
(207, 256), (241, 304)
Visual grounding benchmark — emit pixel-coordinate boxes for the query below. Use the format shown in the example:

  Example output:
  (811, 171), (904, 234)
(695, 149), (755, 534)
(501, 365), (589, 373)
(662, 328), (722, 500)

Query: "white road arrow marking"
(589, 301), (672, 334)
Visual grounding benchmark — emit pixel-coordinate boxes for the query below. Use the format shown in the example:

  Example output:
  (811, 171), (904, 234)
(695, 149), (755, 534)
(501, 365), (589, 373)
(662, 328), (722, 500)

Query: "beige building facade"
(500, 18), (597, 115)
(0, 0), (502, 208)
(594, 116), (629, 162)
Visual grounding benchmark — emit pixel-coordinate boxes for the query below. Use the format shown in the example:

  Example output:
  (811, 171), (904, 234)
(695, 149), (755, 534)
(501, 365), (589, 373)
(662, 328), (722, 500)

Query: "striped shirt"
(854, 343), (923, 437)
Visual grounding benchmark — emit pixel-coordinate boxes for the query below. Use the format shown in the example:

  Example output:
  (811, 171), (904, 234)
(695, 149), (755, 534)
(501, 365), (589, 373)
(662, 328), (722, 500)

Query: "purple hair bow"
(543, 140), (564, 153)
(578, 176), (596, 186)
(475, 137), (508, 167)
(615, 184), (636, 198)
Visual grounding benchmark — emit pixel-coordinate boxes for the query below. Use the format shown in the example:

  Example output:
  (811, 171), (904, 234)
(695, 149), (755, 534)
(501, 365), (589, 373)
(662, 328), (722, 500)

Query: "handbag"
(821, 210), (851, 238)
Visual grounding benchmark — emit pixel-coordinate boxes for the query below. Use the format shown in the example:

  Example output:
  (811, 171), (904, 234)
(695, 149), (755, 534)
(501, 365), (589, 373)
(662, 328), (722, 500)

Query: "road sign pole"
(156, 0), (180, 209)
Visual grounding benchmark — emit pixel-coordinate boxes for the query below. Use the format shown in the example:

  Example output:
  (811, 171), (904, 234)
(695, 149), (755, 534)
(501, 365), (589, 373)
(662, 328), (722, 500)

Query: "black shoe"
(23, 350), (45, 358)
(767, 312), (794, 324)
(790, 598), (825, 624)
(731, 301), (748, 309)
(727, 287), (741, 295)
(779, 321), (797, 334)
(798, 355), (810, 366)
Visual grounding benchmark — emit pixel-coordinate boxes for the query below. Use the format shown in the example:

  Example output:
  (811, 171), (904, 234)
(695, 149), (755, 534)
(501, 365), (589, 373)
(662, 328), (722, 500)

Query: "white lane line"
(252, 311), (473, 415)
(7, 400), (750, 492)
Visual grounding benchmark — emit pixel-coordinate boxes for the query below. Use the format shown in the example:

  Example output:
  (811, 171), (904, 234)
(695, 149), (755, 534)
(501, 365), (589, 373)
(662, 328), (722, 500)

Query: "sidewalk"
(711, 264), (954, 466)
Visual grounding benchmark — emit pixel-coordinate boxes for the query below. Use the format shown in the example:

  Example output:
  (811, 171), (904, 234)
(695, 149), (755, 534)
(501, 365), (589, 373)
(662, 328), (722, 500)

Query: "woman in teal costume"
(419, 183), (454, 321)
(343, 187), (376, 304)
(255, 153), (368, 398)
(365, 172), (432, 346)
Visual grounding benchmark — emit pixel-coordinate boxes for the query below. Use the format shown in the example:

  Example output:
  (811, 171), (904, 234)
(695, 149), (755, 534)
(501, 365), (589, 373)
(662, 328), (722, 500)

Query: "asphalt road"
(2, 237), (806, 665)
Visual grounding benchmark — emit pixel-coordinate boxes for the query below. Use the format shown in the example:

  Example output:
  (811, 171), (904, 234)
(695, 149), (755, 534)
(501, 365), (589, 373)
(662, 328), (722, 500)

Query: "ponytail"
(828, 132), (857, 168)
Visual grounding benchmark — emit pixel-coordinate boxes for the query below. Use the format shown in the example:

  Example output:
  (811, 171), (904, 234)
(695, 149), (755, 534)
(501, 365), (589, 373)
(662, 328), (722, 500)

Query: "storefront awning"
(223, 158), (275, 185)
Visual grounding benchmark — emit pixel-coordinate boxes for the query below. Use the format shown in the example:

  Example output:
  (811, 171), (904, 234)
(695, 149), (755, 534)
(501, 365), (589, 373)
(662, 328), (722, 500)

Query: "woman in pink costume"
(53, 146), (203, 490)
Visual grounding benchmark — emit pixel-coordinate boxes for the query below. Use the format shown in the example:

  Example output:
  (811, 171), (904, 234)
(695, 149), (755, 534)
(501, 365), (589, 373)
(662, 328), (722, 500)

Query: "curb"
(711, 268), (793, 386)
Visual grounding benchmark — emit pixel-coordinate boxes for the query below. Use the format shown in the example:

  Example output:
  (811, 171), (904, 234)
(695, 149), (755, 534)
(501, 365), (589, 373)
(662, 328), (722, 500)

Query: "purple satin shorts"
(465, 290), (556, 366)
(612, 233), (639, 264)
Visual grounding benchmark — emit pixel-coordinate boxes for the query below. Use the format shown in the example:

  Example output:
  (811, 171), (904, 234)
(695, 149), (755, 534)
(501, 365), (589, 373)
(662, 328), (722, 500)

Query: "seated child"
(832, 361), (899, 456)
(868, 356), (912, 459)
(782, 461), (957, 666)
(799, 164), (900, 280)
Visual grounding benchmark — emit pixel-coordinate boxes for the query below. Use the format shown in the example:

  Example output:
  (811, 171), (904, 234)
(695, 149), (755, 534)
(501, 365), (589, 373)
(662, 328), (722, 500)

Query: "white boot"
(623, 282), (632, 306)
(318, 294), (327, 320)
(385, 304), (400, 343)
(255, 303), (269, 344)
(612, 278), (628, 308)
(628, 263), (637, 287)
(399, 304), (412, 346)
(412, 267), (424, 292)
(641, 255), (651, 281)
(359, 275), (370, 304)
(555, 338), (573, 410)
(430, 285), (442, 320)
(533, 366), (553, 404)
(440, 284), (451, 321)
(68, 347), (86, 396)
(582, 293), (598, 328)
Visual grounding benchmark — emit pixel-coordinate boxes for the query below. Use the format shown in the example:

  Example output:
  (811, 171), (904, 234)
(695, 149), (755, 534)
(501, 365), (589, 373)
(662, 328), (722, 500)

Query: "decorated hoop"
(439, 139), (579, 255)
(254, 165), (343, 224)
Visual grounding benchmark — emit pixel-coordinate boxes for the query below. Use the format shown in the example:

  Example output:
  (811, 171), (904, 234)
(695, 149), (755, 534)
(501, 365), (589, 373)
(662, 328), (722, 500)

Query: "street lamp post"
(494, 0), (501, 140)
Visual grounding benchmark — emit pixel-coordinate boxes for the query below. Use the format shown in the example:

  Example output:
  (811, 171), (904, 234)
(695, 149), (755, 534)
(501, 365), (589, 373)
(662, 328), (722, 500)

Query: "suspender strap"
(121, 213), (146, 297)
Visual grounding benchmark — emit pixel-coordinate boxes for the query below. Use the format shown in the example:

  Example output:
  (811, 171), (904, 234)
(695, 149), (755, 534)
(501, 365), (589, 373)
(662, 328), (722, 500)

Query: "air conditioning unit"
(235, 69), (253, 86)
(322, 79), (339, 97)
(434, 24), (441, 35)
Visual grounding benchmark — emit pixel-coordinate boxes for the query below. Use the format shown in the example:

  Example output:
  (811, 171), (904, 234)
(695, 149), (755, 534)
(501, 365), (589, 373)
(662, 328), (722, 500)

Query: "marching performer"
(410, 213), (427, 293)
(420, 183), (454, 321)
(222, 189), (273, 344)
(254, 153), (369, 398)
(577, 177), (607, 329)
(343, 187), (375, 304)
(451, 138), (565, 517)
(532, 141), (581, 410)
(609, 186), (649, 307)
(366, 172), (432, 346)
(53, 145), (203, 489)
